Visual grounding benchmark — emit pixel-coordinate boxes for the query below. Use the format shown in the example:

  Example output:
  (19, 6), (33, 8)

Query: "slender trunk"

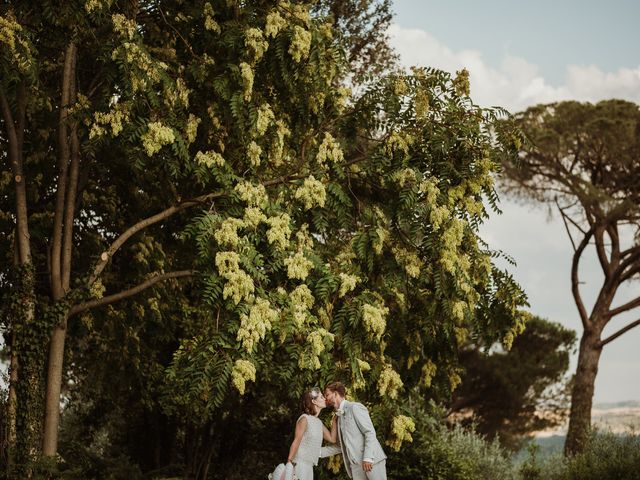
(4, 239), (20, 467)
(42, 42), (77, 457)
(564, 327), (603, 456)
(2, 81), (41, 472)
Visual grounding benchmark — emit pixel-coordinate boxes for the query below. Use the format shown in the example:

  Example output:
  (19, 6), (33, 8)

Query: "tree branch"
(62, 52), (80, 290)
(69, 270), (194, 317)
(598, 318), (640, 348)
(0, 85), (31, 263)
(571, 226), (595, 329)
(51, 42), (77, 299)
(609, 296), (640, 318)
(87, 172), (307, 286)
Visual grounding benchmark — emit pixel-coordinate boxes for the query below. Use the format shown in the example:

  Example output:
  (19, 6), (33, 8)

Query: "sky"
(390, 0), (640, 404)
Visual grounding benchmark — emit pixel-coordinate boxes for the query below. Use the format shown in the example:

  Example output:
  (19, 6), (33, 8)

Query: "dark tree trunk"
(564, 328), (602, 456)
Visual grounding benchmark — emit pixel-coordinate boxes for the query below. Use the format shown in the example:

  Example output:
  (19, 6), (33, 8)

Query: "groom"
(322, 382), (387, 479)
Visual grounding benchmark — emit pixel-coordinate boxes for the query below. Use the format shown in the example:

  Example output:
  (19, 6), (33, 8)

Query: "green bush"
(521, 430), (640, 480)
(386, 414), (517, 480)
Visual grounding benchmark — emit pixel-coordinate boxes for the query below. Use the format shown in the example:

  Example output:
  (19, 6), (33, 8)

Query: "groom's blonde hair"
(325, 381), (346, 397)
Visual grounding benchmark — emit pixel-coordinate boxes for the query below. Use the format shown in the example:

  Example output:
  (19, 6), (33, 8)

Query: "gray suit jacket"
(320, 400), (386, 478)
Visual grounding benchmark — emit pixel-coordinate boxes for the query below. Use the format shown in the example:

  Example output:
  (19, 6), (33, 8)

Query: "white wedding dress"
(269, 414), (324, 480)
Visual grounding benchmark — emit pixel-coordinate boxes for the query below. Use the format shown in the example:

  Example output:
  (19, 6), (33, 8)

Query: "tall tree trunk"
(564, 327), (603, 456)
(42, 42), (77, 457)
(2, 81), (41, 473)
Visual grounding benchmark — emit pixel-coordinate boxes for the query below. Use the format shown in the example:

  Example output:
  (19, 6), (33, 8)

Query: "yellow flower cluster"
(387, 415), (416, 452)
(392, 246), (422, 278)
(265, 10), (287, 38)
(141, 122), (175, 156)
(338, 273), (359, 297)
(202, 3), (221, 33)
(247, 141), (262, 166)
(214, 218), (244, 248)
(449, 371), (462, 391)
(112, 41), (168, 92)
(265, 213), (292, 250)
(308, 328), (334, 356)
(112, 13), (136, 40)
(295, 224), (313, 250)
(185, 114), (200, 145)
(243, 207), (267, 228)
(419, 177), (440, 206)
(362, 303), (388, 339)
(442, 218), (465, 250)
(414, 89), (430, 119)
(453, 68), (471, 96)
(429, 205), (450, 231)
(451, 300), (467, 323)
(393, 77), (408, 96)
(357, 358), (371, 372)
(385, 131), (411, 157)
(195, 150), (225, 168)
(316, 132), (344, 166)
(85, 0), (112, 13)
(237, 298), (279, 352)
(378, 365), (403, 399)
(89, 278), (106, 299)
(502, 310), (531, 350)
(235, 181), (268, 207)
(89, 103), (130, 139)
(420, 359), (437, 388)
(295, 175), (326, 210)
(255, 103), (274, 136)
(245, 27), (269, 61)
(239, 62), (254, 101)
(284, 251), (313, 280)
(215, 251), (255, 305)
(334, 86), (351, 113)
(299, 328), (334, 370)
(231, 359), (256, 395)
(392, 168), (417, 188)
(373, 226), (388, 255)
(288, 25), (311, 62)
(290, 284), (314, 327)
(269, 120), (291, 166)
(0, 14), (33, 73)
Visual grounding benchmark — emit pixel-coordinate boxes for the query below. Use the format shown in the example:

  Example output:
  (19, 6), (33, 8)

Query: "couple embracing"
(271, 381), (387, 480)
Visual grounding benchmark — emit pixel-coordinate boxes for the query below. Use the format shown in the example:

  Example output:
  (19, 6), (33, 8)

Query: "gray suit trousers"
(350, 459), (387, 480)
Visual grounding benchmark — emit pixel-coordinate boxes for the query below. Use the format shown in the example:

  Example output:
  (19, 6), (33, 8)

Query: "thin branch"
(594, 226), (612, 280)
(556, 198), (578, 252)
(69, 270), (194, 317)
(609, 296), (640, 318)
(571, 225), (595, 329)
(598, 318), (640, 348)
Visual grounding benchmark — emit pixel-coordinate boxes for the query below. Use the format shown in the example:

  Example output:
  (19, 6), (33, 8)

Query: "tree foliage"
(451, 316), (576, 451)
(1, 0), (527, 476)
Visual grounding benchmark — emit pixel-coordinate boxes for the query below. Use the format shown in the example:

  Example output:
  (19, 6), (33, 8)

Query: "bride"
(271, 387), (339, 480)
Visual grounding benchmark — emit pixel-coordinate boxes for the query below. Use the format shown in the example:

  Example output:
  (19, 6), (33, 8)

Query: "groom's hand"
(362, 461), (373, 472)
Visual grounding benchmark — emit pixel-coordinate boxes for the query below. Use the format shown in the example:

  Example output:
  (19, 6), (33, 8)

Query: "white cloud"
(388, 24), (640, 112)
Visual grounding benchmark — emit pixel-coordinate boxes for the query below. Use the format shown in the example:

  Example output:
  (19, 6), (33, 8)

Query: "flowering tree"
(1, 0), (526, 475)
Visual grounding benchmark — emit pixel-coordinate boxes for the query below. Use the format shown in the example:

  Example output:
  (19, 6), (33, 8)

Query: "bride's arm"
(287, 416), (307, 463)
(322, 415), (338, 443)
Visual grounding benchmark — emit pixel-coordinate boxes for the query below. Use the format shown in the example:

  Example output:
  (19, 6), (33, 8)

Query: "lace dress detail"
(293, 414), (323, 466)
